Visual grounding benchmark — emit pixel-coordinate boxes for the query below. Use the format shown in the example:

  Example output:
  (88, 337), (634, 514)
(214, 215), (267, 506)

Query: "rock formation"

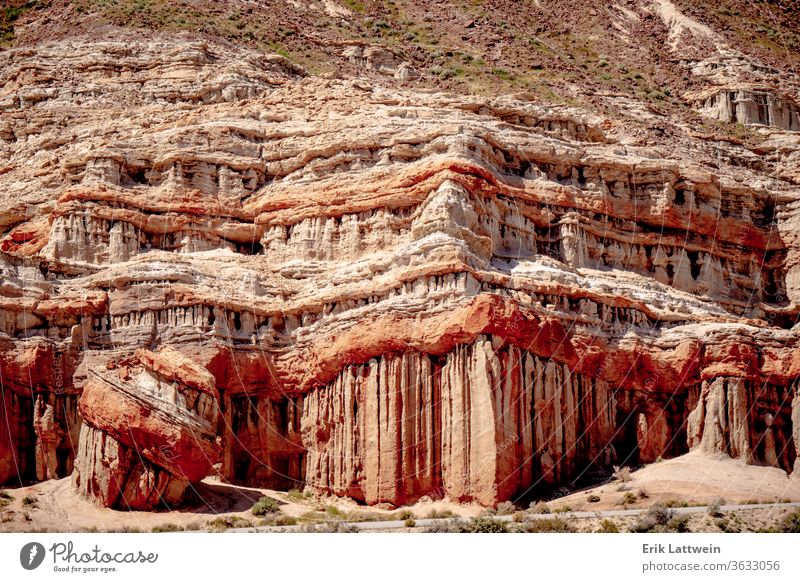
(693, 87), (800, 132)
(2, 2), (800, 508)
(73, 347), (221, 509)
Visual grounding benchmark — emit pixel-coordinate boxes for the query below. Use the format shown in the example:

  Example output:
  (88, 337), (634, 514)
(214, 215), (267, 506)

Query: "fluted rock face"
(300, 335), (699, 504)
(72, 347), (221, 509)
(696, 88), (800, 132)
(688, 378), (797, 473)
(2, 32), (800, 507)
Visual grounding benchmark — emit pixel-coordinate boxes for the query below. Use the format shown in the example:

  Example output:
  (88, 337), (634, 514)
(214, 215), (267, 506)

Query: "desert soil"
(2, 452), (798, 533)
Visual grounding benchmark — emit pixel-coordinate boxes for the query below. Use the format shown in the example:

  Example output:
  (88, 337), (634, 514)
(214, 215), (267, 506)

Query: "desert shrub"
(716, 517), (740, 533)
(629, 503), (690, 533)
(258, 513), (297, 527)
(637, 488), (649, 499)
(324, 505), (346, 519)
(319, 521), (358, 533)
(512, 512), (526, 523)
(251, 496), (280, 516)
(780, 510), (800, 533)
(398, 509), (414, 521)
(613, 465), (632, 482)
(404, 518), (416, 528)
(21, 496), (37, 507)
(285, 489), (311, 502)
(521, 517), (574, 533)
(469, 517), (508, 533)
(529, 502), (550, 514)
(298, 510), (329, 523)
(151, 523), (183, 533)
(622, 492), (638, 505)
(207, 516), (252, 530)
(596, 519), (619, 533)
(426, 514), (495, 533)
(647, 503), (674, 526)
(629, 515), (658, 533)
(345, 511), (385, 523)
(424, 518), (465, 533)
(0, 491), (11, 508)
(496, 501), (516, 515)
(272, 515), (297, 527)
(668, 514), (691, 533)
(587, 495), (601, 503)
(707, 498), (725, 518)
(426, 509), (454, 519)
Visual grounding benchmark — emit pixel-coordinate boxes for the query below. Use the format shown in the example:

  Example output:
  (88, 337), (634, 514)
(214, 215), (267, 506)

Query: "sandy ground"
(1, 452), (798, 532)
(0, 476), (482, 532)
(546, 451), (800, 513)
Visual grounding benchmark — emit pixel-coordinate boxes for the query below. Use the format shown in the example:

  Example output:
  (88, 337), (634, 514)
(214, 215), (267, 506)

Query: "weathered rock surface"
(1, 24), (800, 507)
(72, 347), (221, 509)
(693, 87), (800, 131)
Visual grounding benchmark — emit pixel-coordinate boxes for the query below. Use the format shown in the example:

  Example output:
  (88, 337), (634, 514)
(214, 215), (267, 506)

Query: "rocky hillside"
(1, 0), (799, 510)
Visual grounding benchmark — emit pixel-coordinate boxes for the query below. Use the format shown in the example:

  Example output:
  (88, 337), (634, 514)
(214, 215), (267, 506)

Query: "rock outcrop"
(72, 347), (221, 509)
(697, 88), (800, 132)
(1, 27), (800, 508)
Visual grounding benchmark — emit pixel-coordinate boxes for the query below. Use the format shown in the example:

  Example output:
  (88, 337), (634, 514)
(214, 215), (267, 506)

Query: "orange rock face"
(73, 348), (221, 509)
(1, 33), (799, 508)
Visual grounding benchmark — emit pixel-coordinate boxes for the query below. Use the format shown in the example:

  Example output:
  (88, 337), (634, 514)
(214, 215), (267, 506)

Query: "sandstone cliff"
(2, 2), (800, 509)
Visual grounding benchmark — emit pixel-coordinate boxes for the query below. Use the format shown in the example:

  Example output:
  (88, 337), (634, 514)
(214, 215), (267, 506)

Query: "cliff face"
(1, 18), (800, 508)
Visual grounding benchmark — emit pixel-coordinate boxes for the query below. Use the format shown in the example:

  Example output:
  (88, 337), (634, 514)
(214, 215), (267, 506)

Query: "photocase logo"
(20, 542), (46, 570)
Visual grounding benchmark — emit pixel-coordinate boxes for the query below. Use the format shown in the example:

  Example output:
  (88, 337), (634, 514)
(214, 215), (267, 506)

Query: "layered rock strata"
(1, 35), (800, 507)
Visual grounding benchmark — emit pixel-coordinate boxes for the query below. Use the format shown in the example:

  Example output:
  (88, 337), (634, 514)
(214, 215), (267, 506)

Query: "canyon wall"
(1, 36), (800, 508)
